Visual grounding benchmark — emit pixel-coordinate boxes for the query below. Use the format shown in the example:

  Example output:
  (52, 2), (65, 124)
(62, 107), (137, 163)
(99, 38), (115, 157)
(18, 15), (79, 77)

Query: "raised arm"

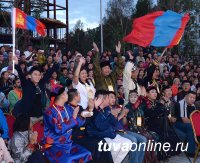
(13, 56), (27, 87)
(92, 42), (101, 75)
(73, 57), (85, 85)
(111, 41), (124, 80)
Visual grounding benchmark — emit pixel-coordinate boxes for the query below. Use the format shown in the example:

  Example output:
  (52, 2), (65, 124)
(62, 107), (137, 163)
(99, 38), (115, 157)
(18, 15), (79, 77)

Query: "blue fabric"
(87, 107), (117, 139)
(0, 109), (9, 139)
(43, 104), (91, 162)
(26, 16), (37, 31)
(151, 10), (183, 47)
(45, 144), (92, 163)
(173, 122), (196, 154)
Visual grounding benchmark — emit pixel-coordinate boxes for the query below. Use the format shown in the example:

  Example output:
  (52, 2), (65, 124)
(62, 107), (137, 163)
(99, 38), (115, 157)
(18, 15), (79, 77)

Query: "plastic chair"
(190, 110), (200, 163)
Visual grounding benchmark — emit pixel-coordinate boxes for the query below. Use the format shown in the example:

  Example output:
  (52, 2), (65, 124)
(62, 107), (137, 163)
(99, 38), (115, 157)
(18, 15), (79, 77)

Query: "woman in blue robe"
(43, 86), (92, 163)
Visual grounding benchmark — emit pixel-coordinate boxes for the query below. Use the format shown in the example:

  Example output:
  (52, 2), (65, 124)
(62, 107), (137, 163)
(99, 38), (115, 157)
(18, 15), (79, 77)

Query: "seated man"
(8, 78), (22, 113)
(43, 86), (92, 163)
(108, 91), (147, 163)
(174, 91), (197, 157)
(87, 90), (131, 163)
(143, 86), (180, 159)
(69, 89), (113, 163)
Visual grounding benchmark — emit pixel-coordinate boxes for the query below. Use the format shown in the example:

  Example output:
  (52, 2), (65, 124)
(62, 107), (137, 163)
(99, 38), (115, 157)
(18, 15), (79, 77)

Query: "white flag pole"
(161, 47), (167, 58)
(12, 8), (16, 74)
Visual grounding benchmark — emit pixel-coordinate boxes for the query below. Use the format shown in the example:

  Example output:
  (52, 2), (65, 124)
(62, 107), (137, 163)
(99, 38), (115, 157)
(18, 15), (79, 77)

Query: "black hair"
(95, 89), (109, 98)
(66, 79), (72, 87)
(1, 71), (8, 77)
(61, 67), (67, 72)
(13, 78), (20, 84)
(87, 69), (93, 73)
(108, 91), (116, 97)
(61, 62), (67, 65)
(20, 53), (26, 57)
(13, 114), (30, 132)
(129, 90), (138, 95)
(117, 85), (123, 90)
(146, 86), (157, 93)
(161, 85), (171, 92)
(56, 48), (60, 53)
(29, 66), (41, 74)
(68, 89), (78, 102)
(51, 87), (65, 101)
(182, 80), (191, 85)
(186, 91), (196, 96)
(19, 61), (27, 65)
(69, 60), (74, 64)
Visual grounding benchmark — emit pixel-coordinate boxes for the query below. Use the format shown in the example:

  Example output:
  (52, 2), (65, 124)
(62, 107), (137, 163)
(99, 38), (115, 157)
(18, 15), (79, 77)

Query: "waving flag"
(123, 10), (190, 47)
(13, 8), (46, 36)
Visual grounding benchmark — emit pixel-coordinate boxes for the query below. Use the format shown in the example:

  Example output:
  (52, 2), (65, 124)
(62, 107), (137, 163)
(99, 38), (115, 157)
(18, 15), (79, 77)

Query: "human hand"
(94, 96), (104, 109)
(73, 106), (80, 119)
(111, 108), (121, 117)
(120, 108), (129, 117)
(93, 42), (99, 53)
(30, 131), (38, 144)
(54, 53), (60, 63)
(88, 99), (94, 112)
(12, 55), (19, 65)
(79, 57), (86, 65)
(115, 41), (121, 54)
(127, 51), (134, 60)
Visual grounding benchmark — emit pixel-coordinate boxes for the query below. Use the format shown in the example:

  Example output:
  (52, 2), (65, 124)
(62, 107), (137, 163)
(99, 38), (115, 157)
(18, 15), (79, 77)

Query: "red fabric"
(191, 111), (200, 136)
(32, 121), (44, 144)
(123, 11), (164, 47)
(15, 8), (27, 29)
(36, 19), (46, 36)
(171, 84), (178, 96)
(169, 13), (190, 47)
(4, 114), (15, 138)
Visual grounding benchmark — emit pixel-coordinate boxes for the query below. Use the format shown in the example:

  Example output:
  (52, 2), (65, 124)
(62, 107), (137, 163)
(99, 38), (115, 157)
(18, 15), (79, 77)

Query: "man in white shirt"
(24, 45), (34, 62)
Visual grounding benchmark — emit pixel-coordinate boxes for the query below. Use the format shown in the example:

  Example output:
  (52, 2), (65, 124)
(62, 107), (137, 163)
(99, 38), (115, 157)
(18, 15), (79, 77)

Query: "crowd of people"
(0, 42), (199, 163)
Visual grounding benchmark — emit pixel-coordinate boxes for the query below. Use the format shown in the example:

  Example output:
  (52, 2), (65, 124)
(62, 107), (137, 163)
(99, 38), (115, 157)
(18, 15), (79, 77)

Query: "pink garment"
(0, 138), (14, 163)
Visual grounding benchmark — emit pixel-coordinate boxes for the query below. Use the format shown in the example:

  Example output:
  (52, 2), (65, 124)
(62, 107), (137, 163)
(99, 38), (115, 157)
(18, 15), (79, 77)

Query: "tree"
(134, 0), (153, 18)
(103, 0), (134, 52)
(68, 20), (85, 53)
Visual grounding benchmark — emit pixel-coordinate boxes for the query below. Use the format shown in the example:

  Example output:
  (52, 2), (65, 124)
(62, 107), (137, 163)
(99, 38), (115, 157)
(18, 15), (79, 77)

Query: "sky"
(49, 0), (109, 31)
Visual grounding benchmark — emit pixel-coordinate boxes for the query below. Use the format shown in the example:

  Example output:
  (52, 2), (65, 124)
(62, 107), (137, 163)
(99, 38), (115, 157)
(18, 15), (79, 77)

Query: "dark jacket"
(87, 107), (117, 139)
(14, 63), (59, 117)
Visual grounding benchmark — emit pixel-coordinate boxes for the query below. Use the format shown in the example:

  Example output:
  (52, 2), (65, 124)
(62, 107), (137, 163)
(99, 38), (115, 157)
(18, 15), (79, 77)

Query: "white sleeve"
(123, 61), (136, 103)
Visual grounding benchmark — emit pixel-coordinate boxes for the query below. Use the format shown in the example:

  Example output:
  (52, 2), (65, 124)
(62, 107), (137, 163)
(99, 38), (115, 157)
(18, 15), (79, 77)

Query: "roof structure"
(0, 0), (68, 51)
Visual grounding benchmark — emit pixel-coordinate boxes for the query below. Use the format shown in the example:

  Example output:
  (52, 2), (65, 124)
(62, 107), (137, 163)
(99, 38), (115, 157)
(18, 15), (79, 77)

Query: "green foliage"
(134, 0), (153, 17)
(68, 20), (100, 54)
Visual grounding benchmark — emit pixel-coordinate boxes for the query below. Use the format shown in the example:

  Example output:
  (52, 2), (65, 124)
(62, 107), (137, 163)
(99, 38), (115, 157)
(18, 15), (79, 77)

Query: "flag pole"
(12, 8), (16, 74)
(161, 47), (167, 58)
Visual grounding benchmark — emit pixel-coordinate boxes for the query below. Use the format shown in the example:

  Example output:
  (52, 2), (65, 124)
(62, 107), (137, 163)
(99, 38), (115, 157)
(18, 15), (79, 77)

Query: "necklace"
(53, 104), (69, 122)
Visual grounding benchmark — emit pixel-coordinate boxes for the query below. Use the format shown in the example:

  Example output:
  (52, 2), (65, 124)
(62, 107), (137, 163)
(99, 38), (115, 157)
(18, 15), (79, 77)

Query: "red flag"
(14, 8), (46, 36)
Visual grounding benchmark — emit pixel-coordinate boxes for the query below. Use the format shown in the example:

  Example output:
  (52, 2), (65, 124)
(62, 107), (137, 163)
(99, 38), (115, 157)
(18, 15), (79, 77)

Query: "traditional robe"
(43, 103), (92, 163)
